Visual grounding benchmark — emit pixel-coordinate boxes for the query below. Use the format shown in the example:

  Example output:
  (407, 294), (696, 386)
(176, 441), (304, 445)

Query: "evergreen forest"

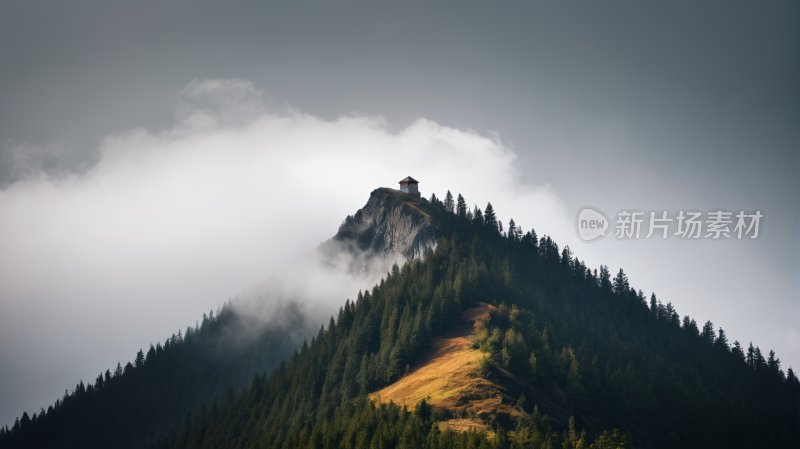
(2, 189), (797, 449)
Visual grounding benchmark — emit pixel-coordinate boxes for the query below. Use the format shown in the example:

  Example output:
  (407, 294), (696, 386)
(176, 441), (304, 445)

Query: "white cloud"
(0, 79), (571, 425)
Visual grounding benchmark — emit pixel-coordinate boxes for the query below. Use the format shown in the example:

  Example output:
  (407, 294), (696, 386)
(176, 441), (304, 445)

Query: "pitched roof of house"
(399, 176), (419, 184)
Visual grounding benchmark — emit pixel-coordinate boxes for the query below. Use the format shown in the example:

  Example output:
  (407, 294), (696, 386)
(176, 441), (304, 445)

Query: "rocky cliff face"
(320, 187), (442, 264)
(251, 188), (442, 326)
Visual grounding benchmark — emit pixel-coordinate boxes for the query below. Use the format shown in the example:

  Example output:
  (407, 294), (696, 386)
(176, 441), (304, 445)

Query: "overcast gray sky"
(0, 1), (797, 428)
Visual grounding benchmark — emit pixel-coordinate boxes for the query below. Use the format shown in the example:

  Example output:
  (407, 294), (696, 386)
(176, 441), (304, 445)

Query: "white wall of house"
(400, 183), (419, 194)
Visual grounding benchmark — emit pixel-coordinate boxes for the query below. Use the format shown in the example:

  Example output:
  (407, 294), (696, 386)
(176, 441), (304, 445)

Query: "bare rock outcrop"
(320, 187), (441, 264)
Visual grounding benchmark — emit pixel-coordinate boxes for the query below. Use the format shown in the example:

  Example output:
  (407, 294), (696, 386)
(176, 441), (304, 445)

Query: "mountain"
(2, 187), (798, 449)
(326, 188), (441, 262)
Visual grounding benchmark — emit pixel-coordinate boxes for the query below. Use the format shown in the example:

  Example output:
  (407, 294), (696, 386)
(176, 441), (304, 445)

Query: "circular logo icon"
(576, 206), (609, 242)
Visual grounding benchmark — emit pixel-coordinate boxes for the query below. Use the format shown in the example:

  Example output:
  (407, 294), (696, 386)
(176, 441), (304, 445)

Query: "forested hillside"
(2, 188), (798, 448)
(0, 305), (310, 448)
(0, 188), (437, 449)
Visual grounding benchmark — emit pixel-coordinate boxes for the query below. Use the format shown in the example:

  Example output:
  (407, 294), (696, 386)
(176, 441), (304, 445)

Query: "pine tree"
(20, 412), (30, 431)
(612, 269), (629, 296)
(444, 191), (454, 213)
(515, 391), (528, 413)
(456, 194), (467, 218)
(562, 416), (587, 449)
(767, 350), (780, 376)
(732, 341), (745, 362)
(650, 293), (657, 314)
(135, 349), (145, 368)
(472, 205), (483, 226)
(561, 246), (573, 268)
(590, 429), (631, 449)
(715, 328), (729, 351)
(507, 219), (522, 246)
(787, 367), (797, 385)
(638, 290), (647, 309)
(665, 301), (678, 325)
(484, 202), (497, 232)
(521, 232), (533, 252)
(599, 265), (611, 291)
(566, 356), (589, 413)
(754, 346), (765, 370)
(701, 321), (715, 345)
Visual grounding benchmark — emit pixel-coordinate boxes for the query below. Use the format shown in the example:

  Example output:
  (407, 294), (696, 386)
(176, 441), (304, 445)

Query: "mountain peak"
(326, 187), (443, 261)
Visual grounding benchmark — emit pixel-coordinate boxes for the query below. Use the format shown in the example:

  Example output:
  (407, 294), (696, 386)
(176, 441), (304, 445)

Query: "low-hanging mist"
(228, 237), (405, 347)
(0, 79), (568, 427)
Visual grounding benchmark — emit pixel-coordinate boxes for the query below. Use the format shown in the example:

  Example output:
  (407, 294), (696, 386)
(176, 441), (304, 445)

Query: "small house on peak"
(399, 176), (420, 195)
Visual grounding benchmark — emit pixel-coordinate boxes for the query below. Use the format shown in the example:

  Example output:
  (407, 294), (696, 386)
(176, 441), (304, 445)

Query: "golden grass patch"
(370, 303), (523, 427)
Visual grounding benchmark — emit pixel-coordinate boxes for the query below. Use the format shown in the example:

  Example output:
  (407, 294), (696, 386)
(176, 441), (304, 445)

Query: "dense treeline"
(0, 306), (303, 449)
(170, 392), (629, 449)
(438, 190), (799, 447)
(171, 192), (799, 447)
(162, 196), (639, 448)
(168, 232), (500, 447)
(2, 189), (798, 448)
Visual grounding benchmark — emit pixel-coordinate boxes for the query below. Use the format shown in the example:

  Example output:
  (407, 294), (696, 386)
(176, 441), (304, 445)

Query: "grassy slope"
(370, 302), (575, 434)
